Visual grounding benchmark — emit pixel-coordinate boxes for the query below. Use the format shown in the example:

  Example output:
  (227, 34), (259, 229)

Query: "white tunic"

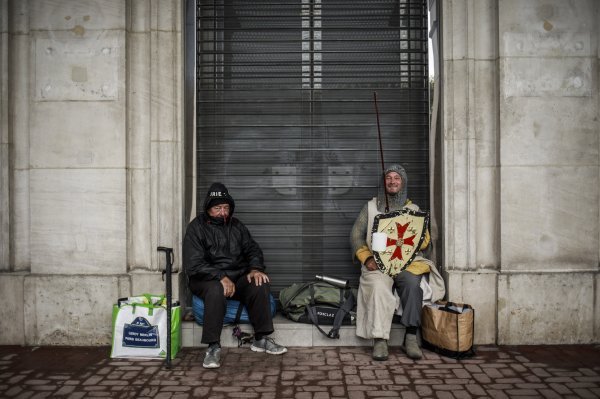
(355, 198), (445, 340)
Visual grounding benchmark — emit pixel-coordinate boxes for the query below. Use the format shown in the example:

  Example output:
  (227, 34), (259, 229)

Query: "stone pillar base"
(445, 270), (498, 345)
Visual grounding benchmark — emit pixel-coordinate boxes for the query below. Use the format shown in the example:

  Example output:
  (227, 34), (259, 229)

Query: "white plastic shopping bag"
(110, 294), (181, 359)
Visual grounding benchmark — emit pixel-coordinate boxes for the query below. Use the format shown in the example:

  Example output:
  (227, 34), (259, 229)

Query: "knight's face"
(385, 171), (403, 195)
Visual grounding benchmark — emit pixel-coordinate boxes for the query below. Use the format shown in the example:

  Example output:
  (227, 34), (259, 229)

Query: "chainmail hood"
(376, 164), (408, 212)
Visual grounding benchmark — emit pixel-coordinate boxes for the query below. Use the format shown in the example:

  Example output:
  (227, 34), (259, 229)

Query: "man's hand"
(220, 276), (235, 297)
(365, 257), (378, 271)
(247, 269), (270, 286)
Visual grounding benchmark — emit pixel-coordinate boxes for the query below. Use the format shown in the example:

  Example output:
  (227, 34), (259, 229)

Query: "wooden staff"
(373, 91), (389, 213)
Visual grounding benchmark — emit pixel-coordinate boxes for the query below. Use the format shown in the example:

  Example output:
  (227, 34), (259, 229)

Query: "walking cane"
(157, 246), (174, 369)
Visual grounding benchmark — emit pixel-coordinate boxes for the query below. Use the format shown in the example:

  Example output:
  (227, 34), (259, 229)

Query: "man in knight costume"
(350, 164), (445, 360)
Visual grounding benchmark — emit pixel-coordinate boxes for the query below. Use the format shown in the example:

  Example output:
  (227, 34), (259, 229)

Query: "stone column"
(0, 0), (8, 269)
(0, 0), (26, 346)
(8, 0), (30, 272)
(127, 0), (152, 272)
(497, 0), (598, 344)
(442, 0), (500, 344)
(22, 0), (129, 345)
(0, 0), (183, 345)
(126, 0), (183, 296)
(149, 0), (183, 274)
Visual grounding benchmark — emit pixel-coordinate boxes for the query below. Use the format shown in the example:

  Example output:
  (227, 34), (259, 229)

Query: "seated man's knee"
(204, 281), (225, 300)
(248, 282), (271, 297)
(395, 272), (421, 291)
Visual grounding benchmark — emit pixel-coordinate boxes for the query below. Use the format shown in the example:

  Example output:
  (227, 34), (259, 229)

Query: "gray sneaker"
(372, 338), (388, 361)
(404, 333), (423, 360)
(250, 337), (287, 355)
(203, 344), (221, 368)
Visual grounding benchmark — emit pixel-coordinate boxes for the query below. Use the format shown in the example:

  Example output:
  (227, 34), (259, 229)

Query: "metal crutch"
(157, 246), (174, 369)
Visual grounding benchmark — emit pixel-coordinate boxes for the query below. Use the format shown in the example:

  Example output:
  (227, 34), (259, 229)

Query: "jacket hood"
(203, 182), (235, 216)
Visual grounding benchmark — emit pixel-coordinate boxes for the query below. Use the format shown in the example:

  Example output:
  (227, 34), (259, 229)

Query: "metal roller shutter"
(195, 0), (429, 293)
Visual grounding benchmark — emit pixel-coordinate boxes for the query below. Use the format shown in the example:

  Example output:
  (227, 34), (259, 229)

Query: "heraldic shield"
(371, 209), (429, 277)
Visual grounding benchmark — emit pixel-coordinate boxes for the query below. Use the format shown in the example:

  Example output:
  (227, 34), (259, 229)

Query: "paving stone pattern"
(1, 345), (599, 398)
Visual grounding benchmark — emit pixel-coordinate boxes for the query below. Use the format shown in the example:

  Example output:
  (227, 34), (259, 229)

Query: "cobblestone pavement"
(1, 344), (599, 398)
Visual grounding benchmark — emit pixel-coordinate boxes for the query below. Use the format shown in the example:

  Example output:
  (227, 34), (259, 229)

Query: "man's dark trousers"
(190, 275), (274, 344)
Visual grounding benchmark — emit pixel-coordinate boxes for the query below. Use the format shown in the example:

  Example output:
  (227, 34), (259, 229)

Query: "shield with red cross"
(371, 209), (429, 277)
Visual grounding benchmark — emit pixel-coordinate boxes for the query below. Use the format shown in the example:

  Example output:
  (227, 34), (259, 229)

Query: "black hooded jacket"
(183, 183), (264, 283)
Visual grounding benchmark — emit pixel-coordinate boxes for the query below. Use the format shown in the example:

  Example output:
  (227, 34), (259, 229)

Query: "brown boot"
(372, 338), (388, 361)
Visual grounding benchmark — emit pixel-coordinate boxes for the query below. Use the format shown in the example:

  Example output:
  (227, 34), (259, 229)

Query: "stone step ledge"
(182, 315), (407, 348)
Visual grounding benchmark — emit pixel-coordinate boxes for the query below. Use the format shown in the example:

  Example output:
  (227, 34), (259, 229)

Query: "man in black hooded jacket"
(183, 182), (287, 368)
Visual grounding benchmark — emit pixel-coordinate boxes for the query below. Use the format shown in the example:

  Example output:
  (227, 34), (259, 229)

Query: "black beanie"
(204, 182), (235, 214)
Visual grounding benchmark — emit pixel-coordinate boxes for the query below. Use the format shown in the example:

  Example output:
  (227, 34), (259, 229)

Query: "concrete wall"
(0, 0), (183, 345)
(443, 0), (599, 344)
(0, 0), (598, 346)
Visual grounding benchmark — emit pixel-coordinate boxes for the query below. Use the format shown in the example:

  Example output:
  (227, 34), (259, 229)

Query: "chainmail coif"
(350, 164), (409, 257)
(376, 164), (408, 213)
